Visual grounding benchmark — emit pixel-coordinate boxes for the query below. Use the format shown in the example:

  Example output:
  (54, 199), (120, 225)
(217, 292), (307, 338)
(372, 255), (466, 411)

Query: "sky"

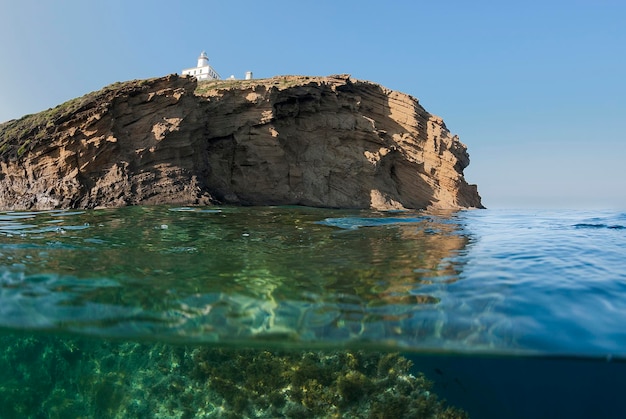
(1, 0), (625, 209)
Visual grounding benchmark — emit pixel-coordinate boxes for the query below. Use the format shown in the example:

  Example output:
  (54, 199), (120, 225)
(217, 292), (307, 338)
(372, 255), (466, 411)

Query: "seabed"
(0, 332), (468, 418)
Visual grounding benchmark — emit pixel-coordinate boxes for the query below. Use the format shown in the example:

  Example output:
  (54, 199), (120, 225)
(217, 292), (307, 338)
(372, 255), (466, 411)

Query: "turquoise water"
(1, 206), (625, 417)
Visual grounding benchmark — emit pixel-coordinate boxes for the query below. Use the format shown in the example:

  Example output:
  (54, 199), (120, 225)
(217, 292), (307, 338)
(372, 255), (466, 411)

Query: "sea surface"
(0, 206), (625, 418)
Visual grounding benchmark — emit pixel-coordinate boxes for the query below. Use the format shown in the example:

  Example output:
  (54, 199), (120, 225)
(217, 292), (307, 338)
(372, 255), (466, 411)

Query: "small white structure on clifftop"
(182, 51), (221, 80)
(182, 51), (253, 81)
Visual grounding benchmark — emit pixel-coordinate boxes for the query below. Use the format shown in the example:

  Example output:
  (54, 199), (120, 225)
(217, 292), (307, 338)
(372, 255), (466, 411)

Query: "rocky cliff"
(0, 74), (483, 210)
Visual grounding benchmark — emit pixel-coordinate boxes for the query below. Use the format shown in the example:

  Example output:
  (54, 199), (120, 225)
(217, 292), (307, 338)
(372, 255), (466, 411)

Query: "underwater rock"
(0, 332), (469, 418)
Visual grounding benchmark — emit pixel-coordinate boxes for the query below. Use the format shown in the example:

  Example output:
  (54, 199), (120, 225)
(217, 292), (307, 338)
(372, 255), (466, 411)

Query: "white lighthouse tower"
(197, 51), (209, 68)
(182, 51), (221, 81)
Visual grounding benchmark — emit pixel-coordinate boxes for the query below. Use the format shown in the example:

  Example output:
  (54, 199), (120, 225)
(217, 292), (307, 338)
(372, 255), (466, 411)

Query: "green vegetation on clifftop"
(0, 79), (153, 159)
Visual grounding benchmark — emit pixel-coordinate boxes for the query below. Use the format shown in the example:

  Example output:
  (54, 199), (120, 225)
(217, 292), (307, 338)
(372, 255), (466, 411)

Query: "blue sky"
(1, 0), (625, 209)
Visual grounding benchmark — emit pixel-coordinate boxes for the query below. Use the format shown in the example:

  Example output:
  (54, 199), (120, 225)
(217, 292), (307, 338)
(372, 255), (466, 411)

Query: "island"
(0, 74), (483, 210)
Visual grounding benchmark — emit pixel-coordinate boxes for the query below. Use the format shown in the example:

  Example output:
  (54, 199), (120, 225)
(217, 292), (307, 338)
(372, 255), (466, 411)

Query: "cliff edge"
(0, 74), (483, 210)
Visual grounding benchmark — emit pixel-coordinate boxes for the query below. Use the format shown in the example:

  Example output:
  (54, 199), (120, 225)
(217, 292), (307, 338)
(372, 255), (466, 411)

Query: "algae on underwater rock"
(0, 332), (468, 418)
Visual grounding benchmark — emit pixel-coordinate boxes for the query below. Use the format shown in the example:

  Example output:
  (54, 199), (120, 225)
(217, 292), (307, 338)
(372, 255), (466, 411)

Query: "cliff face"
(0, 74), (483, 210)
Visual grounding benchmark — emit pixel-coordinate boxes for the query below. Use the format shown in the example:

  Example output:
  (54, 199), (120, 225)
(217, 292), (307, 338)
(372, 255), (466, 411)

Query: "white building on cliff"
(182, 51), (221, 80)
(182, 51), (253, 81)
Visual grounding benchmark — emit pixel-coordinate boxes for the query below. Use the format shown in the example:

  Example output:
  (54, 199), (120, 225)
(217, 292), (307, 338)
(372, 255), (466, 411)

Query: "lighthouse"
(197, 51), (209, 68)
(182, 51), (221, 81)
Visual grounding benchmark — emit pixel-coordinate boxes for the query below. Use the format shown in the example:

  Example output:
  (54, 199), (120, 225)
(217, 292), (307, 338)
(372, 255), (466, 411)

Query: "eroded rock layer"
(0, 74), (483, 210)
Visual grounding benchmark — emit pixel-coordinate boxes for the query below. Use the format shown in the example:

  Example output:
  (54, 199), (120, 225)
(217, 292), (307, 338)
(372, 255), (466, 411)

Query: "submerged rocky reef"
(0, 332), (468, 418)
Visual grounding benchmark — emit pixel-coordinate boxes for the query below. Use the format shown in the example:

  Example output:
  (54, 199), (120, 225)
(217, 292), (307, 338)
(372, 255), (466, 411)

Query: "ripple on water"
(316, 216), (427, 230)
(0, 207), (624, 357)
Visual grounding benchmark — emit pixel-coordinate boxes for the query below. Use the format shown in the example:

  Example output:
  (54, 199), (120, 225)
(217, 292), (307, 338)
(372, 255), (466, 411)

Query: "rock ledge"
(0, 74), (483, 210)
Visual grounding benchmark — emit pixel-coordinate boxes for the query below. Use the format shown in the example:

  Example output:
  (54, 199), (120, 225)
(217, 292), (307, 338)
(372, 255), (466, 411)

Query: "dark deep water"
(1, 206), (625, 418)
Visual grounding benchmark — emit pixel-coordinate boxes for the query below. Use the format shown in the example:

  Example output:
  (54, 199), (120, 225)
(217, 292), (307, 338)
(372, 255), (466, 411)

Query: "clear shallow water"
(1, 206), (625, 358)
(2, 206), (626, 418)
